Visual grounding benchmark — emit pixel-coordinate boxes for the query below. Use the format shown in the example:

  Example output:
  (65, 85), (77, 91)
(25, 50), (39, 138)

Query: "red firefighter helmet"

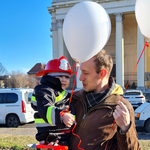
(36, 56), (74, 77)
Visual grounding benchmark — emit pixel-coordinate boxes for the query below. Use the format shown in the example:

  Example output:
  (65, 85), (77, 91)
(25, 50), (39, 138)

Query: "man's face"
(79, 57), (102, 93)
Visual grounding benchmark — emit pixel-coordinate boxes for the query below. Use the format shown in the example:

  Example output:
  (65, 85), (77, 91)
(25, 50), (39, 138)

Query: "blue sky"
(0, 0), (53, 74)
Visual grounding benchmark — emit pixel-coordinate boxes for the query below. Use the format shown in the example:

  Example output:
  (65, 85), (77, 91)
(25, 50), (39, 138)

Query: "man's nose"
(79, 74), (83, 81)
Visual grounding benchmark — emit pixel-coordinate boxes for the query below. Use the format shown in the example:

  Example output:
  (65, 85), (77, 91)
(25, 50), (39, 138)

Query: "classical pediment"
(48, 0), (135, 17)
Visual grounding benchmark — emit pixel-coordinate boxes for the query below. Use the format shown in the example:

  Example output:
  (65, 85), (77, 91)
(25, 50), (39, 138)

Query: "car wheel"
(144, 119), (150, 133)
(6, 115), (20, 127)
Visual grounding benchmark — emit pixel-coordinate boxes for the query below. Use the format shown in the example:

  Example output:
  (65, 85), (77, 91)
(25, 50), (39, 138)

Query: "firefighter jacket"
(70, 77), (140, 150)
(31, 75), (75, 143)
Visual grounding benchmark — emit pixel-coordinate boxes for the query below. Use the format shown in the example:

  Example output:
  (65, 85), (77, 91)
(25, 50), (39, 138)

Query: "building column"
(76, 65), (83, 89)
(115, 13), (124, 87)
(137, 27), (145, 90)
(57, 19), (64, 57)
(51, 20), (58, 59)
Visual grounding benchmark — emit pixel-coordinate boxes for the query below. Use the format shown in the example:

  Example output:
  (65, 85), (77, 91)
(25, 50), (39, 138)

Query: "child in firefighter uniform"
(31, 56), (75, 147)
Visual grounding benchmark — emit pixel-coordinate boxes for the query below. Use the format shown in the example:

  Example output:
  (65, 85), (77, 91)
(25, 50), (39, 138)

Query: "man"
(70, 50), (140, 150)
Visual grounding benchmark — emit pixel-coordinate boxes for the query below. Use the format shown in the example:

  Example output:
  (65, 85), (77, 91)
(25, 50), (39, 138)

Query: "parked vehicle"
(143, 92), (150, 101)
(135, 100), (150, 133)
(0, 88), (34, 127)
(123, 89), (145, 108)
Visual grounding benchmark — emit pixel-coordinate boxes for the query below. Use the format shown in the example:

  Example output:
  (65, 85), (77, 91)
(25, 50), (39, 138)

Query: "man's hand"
(61, 112), (75, 128)
(113, 101), (130, 133)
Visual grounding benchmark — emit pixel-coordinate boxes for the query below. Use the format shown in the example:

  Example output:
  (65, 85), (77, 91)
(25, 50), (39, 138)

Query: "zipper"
(82, 114), (86, 120)
(76, 104), (115, 147)
(77, 105), (99, 140)
(81, 94), (118, 122)
(80, 104), (114, 128)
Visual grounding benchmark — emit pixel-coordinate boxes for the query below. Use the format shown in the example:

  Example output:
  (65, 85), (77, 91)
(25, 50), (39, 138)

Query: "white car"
(123, 90), (145, 108)
(135, 101), (150, 133)
(0, 88), (35, 127)
(143, 92), (150, 101)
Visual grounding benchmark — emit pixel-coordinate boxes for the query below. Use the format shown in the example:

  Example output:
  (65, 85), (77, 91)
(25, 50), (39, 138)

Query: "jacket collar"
(40, 75), (63, 92)
(73, 77), (123, 104)
(85, 77), (116, 109)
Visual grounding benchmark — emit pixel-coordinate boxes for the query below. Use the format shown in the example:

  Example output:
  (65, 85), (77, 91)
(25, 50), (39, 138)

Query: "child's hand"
(39, 140), (59, 150)
(61, 112), (75, 127)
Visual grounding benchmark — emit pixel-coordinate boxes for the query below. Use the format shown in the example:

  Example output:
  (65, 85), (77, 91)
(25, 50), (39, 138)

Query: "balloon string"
(60, 63), (84, 150)
(121, 41), (149, 98)
(104, 41), (149, 150)
(71, 122), (84, 150)
(104, 120), (116, 150)
(68, 63), (84, 150)
(60, 63), (79, 114)
(72, 62), (78, 70)
(68, 64), (79, 110)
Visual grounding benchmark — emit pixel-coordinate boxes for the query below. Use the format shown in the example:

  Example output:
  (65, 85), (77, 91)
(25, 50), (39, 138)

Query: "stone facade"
(47, 0), (150, 91)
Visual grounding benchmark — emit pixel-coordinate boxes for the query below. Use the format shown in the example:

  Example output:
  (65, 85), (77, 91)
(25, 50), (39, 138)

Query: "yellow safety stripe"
(34, 118), (46, 123)
(47, 106), (55, 125)
(31, 96), (36, 102)
(32, 91), (66, 103)
(55, 91), (66, 103)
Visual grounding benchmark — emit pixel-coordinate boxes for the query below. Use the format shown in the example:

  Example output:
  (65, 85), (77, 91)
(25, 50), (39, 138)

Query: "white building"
(47, 0), (150, 91)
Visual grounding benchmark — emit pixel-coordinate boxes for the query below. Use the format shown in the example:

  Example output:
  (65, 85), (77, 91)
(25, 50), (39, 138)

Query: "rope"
(60, 63), (84, 150)
(104, 41), (149, 150)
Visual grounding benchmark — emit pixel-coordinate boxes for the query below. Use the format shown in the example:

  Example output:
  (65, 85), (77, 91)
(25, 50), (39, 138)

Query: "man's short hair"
(93, 50), (113, 77)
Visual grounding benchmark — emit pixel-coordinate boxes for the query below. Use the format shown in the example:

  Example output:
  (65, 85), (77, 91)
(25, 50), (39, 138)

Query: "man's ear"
(100, 69), (107, 79)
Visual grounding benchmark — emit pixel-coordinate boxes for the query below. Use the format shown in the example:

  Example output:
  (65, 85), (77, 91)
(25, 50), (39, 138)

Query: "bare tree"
(26, 76), (40, 88)
(3, 71), (40, 88)
(0, 63), (7, 75)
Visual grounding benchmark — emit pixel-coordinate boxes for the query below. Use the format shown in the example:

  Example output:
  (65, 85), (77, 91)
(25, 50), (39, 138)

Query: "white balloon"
(135, 0), (150, 40)
(63, 1), (111, 62)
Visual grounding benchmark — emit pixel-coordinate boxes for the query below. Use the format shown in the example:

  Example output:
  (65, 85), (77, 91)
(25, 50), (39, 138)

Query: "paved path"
(0, 128), (36, 136)
(138, 132), (150, 140)
(0, 127), (150, 141)
(0, 123), (150, 140)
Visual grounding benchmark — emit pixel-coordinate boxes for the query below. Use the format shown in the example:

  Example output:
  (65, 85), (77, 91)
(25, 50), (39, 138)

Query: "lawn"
(139, 140), (150, 150)
(0, 134), (37, 150)
(0, 134), (149, 150)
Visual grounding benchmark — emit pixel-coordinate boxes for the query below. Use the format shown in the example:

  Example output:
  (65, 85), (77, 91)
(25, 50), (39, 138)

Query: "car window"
(0, 93), (5, 103)
(143, 93), (150, 100)
(124, 92), (140, 95)
(6, 93), (18, 103)
(24, 92), (33, 104)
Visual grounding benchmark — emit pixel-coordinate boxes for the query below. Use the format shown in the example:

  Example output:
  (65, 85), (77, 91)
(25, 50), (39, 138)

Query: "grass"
(0, 134), (37, 150)
(0, 134), (150, 150)
(139, 140), (150, 150)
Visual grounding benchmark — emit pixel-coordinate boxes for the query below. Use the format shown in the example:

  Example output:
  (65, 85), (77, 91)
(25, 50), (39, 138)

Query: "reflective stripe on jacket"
(31, 75), (75, 142)
(31, 90), (68, 127)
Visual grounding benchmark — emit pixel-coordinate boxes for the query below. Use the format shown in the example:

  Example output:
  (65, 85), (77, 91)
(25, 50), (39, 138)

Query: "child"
(31, 56), (75, 147)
